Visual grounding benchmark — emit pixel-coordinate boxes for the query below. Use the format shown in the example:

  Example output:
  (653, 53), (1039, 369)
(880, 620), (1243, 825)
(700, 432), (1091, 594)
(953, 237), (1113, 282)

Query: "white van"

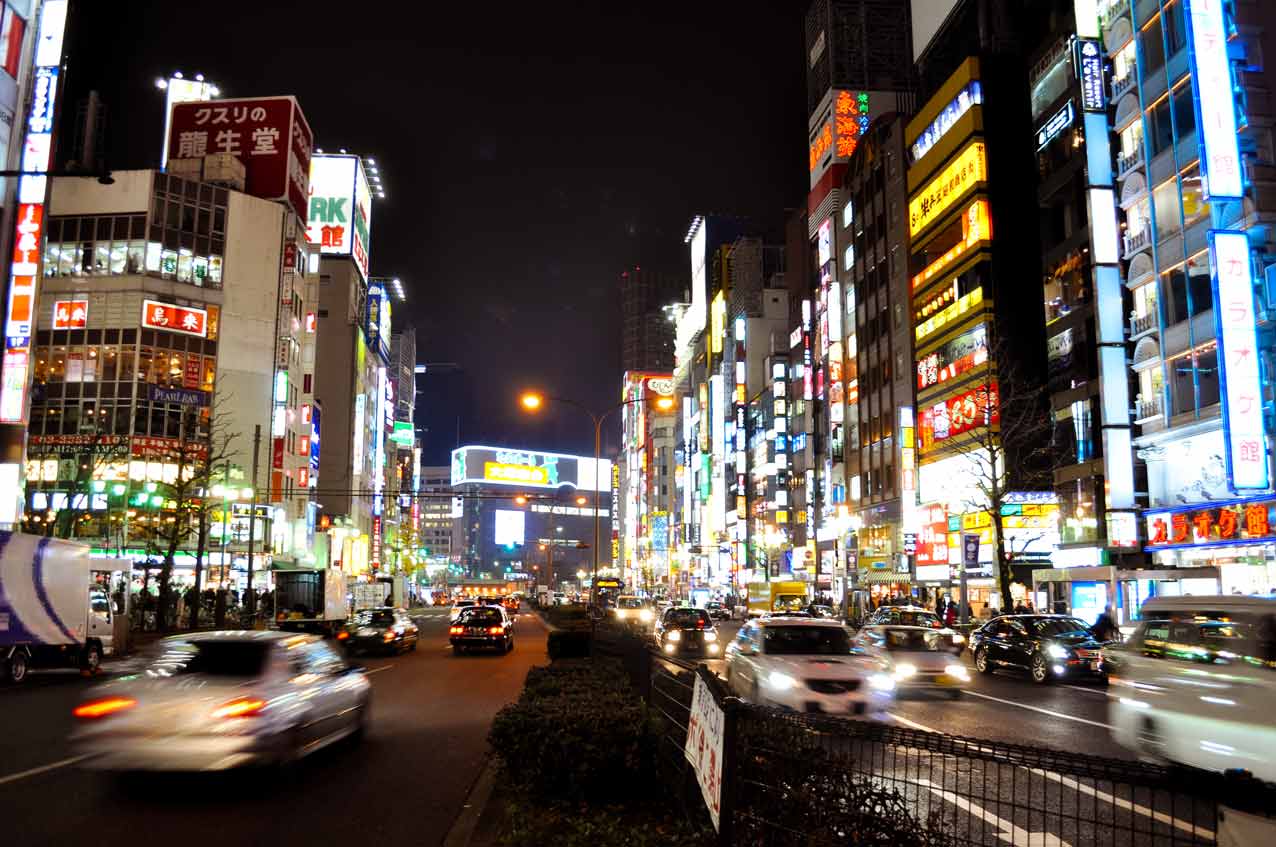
(1108, 595), (1276, 781)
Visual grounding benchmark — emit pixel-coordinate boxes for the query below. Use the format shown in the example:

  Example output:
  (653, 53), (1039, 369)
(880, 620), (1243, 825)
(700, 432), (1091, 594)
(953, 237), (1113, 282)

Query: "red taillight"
(488, 626), (504, 635)
(336, 631), (349, 640)
(209, 697), (267, 719)
(383, 631), (396, 642)
(450, 626), (463, 634)
(73, 696), (136, 719)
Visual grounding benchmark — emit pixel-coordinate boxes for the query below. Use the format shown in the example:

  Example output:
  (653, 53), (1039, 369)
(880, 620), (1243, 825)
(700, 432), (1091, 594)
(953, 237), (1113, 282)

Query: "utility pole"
(244, 425), (261, 623)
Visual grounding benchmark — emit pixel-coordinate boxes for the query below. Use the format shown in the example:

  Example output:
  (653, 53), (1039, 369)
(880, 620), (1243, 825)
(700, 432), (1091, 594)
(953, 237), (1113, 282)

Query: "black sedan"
(339, 607), (419, 655)
(655, 607), (721, 657)
(449, 605), (515, 655)
(970, 615), (1107, 684)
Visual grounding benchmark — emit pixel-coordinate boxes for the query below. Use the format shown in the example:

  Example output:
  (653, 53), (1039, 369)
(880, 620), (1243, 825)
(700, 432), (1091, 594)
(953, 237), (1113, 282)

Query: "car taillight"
(73, 696), (137, 719)
(336, 631), (349, 640)
(450, 626), (463, 634)
(383, 631), (396, 642)
(210, 697), (267, 719)
(488, 626), (504, 634)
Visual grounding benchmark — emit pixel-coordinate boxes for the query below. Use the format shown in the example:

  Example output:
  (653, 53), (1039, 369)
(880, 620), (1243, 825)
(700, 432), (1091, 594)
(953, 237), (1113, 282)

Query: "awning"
(859, 570), (911, 585)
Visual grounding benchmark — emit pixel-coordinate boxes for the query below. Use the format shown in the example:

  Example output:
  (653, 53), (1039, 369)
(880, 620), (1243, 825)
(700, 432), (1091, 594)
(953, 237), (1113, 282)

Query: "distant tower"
(619, 267), (681, 373)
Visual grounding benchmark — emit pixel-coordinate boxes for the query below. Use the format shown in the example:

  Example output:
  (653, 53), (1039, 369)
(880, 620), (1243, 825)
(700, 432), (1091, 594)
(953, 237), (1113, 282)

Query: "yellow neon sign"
(915, 287), (983, 342)
(909, 142), (988, 237)
(710, 291), (726, 354)
(484, 462), (550, 485)
(912, 199), (991, 290)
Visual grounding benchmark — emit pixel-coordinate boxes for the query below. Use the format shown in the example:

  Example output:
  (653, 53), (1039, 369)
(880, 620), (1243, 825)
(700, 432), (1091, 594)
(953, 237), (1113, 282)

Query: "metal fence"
(592, 628), (1276, 847)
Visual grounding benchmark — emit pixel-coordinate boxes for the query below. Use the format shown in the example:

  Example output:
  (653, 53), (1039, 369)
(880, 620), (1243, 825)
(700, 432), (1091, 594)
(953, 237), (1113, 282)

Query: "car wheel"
(4, 652), (28, 684)
(351, 698), (370, 744)
(506, 638), (514, 653)
(974, 648), (992, 675)
(409, 639), (417, 652)
(81, 642), (103, 676)
(452, 645), (465, 656)
(1030, 652), (1052, 684)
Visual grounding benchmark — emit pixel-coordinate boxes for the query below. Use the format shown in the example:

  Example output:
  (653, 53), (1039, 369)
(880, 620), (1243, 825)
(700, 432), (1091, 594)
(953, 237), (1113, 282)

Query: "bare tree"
(922, 340), (1056, 610)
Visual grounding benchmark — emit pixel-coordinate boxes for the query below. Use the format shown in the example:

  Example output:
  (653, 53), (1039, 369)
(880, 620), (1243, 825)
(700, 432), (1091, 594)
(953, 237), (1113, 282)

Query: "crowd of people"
(120, 584), (276, 631)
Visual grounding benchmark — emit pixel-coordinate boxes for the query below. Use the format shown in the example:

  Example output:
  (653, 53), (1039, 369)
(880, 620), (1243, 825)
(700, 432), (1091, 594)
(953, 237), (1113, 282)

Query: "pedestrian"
(1092, 606), (1119, 642)
(944, 602), (957, 627)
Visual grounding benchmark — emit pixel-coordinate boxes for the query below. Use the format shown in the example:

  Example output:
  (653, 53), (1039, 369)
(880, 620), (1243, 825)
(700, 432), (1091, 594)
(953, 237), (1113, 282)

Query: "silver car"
(854, 624), (971, 698)
(71, 631), (371, 771)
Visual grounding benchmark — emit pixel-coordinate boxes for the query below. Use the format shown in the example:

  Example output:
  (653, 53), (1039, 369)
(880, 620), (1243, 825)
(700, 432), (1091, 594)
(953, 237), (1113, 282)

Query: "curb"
(441, 756), (499, 847)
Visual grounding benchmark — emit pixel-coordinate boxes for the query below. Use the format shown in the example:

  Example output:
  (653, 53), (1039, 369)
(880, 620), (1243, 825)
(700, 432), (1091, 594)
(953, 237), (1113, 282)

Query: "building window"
(1171, 81), (1196, 139)
(1196, 346), (1220, 409)
(1140, 14), (1165, 77)
(1152, 177), (1182, 242)
(1149, 97), (1173, 155)
(1164, 1), (1188, 57)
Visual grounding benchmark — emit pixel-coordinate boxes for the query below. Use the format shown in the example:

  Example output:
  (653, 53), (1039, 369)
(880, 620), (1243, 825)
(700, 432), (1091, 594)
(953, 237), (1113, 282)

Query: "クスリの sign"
(168, 96), (313, 218)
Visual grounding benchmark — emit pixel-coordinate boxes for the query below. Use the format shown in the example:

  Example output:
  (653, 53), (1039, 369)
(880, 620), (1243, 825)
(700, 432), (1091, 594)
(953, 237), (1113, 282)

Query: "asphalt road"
(0, 608), (547, 847)
(701, 619), (1127, 760)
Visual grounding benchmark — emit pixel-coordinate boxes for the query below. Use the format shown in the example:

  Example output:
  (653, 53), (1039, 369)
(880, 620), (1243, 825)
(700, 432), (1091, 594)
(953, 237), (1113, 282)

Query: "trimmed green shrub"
(501, 797), (713, 847)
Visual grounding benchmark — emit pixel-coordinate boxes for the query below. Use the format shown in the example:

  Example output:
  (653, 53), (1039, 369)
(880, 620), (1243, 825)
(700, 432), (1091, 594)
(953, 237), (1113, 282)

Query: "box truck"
(746, 580), (810, 617)
(0, 532), (117, 683)
(274, 568), (347, 635)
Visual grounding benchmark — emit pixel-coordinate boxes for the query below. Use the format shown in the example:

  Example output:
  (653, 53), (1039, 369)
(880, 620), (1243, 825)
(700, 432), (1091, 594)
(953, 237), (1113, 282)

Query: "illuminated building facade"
(618, 371), (676, 593)
(1100, 0), (1276, 599)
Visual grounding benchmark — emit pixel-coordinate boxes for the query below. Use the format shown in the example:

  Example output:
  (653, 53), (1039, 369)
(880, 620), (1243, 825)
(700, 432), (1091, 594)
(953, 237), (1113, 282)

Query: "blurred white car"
(724, 617), (893, 716)
(1108, 595), (1276, 781)
(449, 599), (477, 622)
(71, 631), (370, 771)
(854, 624), (970, 698)
(611, 595), (656, 627)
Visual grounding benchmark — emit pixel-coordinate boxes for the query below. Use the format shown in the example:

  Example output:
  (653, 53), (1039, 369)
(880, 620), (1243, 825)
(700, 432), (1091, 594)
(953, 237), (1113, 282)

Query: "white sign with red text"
(684, 674), (724, 831)
(141, 300), (208, 338)
(1210, 230), (1267, 489)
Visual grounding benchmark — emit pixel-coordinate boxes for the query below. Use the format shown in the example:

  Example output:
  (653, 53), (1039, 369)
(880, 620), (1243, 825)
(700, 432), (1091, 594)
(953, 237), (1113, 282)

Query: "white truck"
(274, 568), (348, 635)
(0, 532), (116, 684)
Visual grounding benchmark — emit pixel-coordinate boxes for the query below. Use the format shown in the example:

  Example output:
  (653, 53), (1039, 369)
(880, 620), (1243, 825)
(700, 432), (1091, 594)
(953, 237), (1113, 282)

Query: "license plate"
(1091, 660), (1102, 671)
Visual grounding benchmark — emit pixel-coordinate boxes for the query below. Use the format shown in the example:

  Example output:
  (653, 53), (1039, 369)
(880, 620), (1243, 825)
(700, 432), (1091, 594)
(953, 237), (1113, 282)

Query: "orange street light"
(575, 496), (587, 506)
(654, 395), (675, 411)
(514, 495), (528, 505)
(520, 391), (543, 411)
(538, 544), (547, 551)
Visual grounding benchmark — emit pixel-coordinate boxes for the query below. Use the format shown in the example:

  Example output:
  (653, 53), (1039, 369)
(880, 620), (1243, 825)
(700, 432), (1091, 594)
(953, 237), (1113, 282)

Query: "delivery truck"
(0, 532), (116, 683)
(274, 568), (347, 635)
(746, 580), (810, 617)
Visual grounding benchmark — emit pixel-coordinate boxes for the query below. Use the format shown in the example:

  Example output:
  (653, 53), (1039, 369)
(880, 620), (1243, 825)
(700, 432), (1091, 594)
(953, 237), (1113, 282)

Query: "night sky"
(59, 1), (808, 464)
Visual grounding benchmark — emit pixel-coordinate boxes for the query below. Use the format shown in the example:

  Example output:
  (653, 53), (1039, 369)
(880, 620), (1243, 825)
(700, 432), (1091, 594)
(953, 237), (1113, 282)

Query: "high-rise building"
(804, 0), (915, 116)
(1099, 0), (1276, 601)
(617, 371), (677, 593)
(620, 266), (680, 373)
(417, 465), (454, 565)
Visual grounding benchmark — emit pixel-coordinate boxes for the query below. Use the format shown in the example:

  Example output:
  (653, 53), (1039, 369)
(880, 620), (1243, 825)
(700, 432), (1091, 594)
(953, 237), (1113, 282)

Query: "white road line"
(1025, 768), (1213, 840)
(889, 712), (942, 733)
(918, 778), (1071, 846)
(364, 665), (394, 675)
(1058, 683), (1111, 697)
(964, 690), (1113, 729)
(0, 754), (91, 786)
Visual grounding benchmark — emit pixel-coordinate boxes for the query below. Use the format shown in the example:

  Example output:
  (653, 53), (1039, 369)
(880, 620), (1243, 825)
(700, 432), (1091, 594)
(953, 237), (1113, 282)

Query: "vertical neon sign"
(1184, 0), (1243, 200)
(1, 0), (67, 423)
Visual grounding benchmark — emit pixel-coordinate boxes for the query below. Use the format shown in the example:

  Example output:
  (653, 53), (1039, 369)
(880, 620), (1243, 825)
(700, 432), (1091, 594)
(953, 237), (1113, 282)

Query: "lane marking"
(964, 690), (1113, 729)
(1059, 683), (1111, 697)
(1026, 768), (1213, 839)
(365, 665), (394, 675)
(0, 754), (91, 786)
(918, 778), (1072, 847)
(889, 712), (942, 733)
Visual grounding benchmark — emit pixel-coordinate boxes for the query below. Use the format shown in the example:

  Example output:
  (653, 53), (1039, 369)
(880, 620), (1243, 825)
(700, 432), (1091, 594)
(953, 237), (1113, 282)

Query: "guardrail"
(592, 627), (1276, 846)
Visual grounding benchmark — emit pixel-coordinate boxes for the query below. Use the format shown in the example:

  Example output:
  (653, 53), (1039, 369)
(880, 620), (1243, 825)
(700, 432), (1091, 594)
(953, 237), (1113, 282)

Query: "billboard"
(919, 384), (999, 451)
(1184, 0), (1242, 200)
(493, 510), (526, 547)
(365, 281), (391, 363)
(1210, 230), (1267, 489)
(51, 299), (87, 330)
(909, 141), (987, 237)
(306, 154), (372, 281)
(451, 445), (613, 493)
(168, 96), (314, 218)
(141, 300), (208, 338)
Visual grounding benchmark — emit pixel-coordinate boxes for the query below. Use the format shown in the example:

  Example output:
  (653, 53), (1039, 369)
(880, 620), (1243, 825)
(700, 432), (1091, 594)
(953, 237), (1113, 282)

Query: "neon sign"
(1184, 0), (1242, 199)
(909, 142), (987, 237)
(911, 200), (991, 290)
(1210, 230), (1267, 489)
(909, 81), (982, 163)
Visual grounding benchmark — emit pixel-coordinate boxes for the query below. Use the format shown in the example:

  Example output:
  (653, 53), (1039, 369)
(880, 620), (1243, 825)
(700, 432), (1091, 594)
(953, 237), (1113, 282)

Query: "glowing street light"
(575, 496), (587, 506)
(515, 495), (528, 505)
(520, 392), (543, 411)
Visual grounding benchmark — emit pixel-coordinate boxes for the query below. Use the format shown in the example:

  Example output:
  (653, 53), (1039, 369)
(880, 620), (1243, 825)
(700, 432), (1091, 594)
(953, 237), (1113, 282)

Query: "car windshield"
(1028, 618), (1092, 638)
(458, 608), (503, 625)
(895, 611), (942, 628)
(883, 629), (949, 651)
(617, 598), (645, 609)
(356, 610), (395, 626)
(145, 640), (271, 678)
(665, 609), (710, 628)
(763, 625), (851, 655)
(774, 594), (806, 612)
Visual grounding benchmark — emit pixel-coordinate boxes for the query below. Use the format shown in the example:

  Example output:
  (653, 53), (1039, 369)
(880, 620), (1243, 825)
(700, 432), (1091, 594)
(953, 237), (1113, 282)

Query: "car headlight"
(639, 609), (653, 622)
(614, 609), (627, 619)
(767, 671), (796, 690)
(945, 664), (970, 680)
(894, 663), (918, 680)
(1046, 644), (1070, 659)
(950, 632), (965, 644)
(868, 673), (896, 692)
(666, 630), (681, 642)
(704, 630), (718, 641)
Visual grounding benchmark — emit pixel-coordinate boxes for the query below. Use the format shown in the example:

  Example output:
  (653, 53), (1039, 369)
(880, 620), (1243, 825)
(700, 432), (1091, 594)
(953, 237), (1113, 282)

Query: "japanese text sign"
(909, 142), (987, 237)
(1146, 499), (1275, 549)
(168, 96), (313, 218)
(51, 299), (87, 329)
(1209, 230), (1268, 489)
(684, 674), (724, 831)
(307, 154), (372, 281)
(141, 299), (208, 338)
(919, 383), (999, 451)
(1185, 0), (1243, 199)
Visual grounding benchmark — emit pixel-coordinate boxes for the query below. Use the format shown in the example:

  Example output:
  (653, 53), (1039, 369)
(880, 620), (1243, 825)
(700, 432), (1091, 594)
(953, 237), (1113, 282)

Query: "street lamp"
(518, 389), (676, 608)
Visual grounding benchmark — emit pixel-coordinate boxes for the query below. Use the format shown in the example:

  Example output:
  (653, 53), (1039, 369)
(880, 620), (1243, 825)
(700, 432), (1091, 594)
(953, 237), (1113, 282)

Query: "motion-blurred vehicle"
(854, 623), (969, 698)
(449, 605), (515, 654)
(275, 568), (348, 636)
(552, 592), (567, 606)
(866, 605), (945, 629)
(808, 605), (837, 619)
(449, 599), (477, 623)
(1108, 596), (1276, 781)
(970, 615), (1106, 684)
(612, 595), (656, 628)
(501, 596), (520, 613)
(746, 580), (809, 618)
(655, 607), (720, 656)
(705, 601), (732, 621)
(724, 618), (892, 715)
(70, 632), (370, 771)
(0, 533), (116, 684)
(337, 607), (418, 655)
